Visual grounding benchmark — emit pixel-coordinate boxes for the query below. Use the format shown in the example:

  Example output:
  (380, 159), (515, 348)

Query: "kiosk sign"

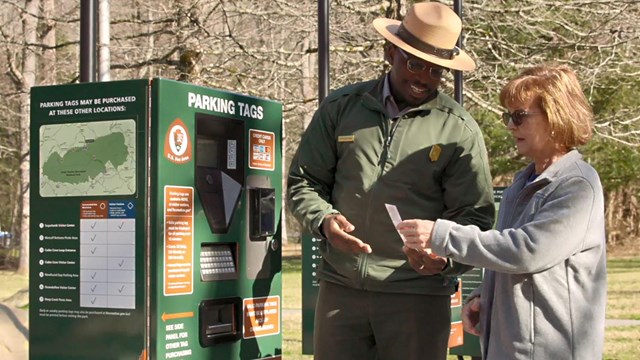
(30, 80), (148, 360)
(30, 78), (283, 360)
(249, 129), (275, 171)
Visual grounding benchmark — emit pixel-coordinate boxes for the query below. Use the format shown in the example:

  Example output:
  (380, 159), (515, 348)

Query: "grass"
(282, 258), (312, 360)
(604, 326), (640, 360)
(606, 257), (640, 320)
(282, 258), (303, 310)
(604, 256), (640, 359)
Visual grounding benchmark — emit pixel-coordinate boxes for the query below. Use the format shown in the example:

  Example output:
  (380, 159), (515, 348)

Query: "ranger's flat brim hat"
(373, 2), (476, 71)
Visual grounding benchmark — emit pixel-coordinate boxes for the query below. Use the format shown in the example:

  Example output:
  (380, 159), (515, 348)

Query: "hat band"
(396, 24), (460, 60)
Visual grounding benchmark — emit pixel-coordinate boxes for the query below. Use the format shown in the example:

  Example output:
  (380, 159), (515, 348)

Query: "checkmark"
(90, 247), (97, 254)
(90, 221), (97, 229)
(118, 285), (125, 293)
(91, 272), (97, 279)
(90, 297), (97, 304)
(118, 222), (125, 229)
(91, 285), (97, 292)
(118, 259), (125, 267)
(91, 234), (97, 241)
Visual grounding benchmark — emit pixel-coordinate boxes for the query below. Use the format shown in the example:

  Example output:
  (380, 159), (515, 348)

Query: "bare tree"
(0, 0), (637, 267)
(12, 0), (40, 275)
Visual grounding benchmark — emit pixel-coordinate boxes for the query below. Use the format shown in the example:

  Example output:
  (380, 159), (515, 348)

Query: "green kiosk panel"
(30, 79), (283, 360)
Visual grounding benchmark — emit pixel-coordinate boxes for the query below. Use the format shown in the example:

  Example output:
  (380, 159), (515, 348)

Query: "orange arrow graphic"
(161, 311), (194, 322)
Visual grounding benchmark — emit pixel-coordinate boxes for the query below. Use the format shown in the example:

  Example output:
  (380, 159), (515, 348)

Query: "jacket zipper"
(378, 115), (401, 176)
(359, 111), (395, 288)
(386, 117), (400, 148)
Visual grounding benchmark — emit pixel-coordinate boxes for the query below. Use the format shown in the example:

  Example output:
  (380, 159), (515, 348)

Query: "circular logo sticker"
(164, 118), (192, 164)
(169, 124), (188, 156)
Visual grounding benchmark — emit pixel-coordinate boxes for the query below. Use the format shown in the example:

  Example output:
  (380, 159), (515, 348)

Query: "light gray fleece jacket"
(431, 150), (606, 360)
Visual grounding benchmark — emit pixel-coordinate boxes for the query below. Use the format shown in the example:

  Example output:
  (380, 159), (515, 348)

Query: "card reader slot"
(206, 323), (233, 336)
(249, 187), (276, 240)
(199, 297), (242, 347)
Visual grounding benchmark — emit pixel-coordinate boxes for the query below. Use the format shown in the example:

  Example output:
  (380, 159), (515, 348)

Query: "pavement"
(0, 303), (28, 360)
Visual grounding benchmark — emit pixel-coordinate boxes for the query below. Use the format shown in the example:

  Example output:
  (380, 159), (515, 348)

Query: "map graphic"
(40, 119), (136, 197)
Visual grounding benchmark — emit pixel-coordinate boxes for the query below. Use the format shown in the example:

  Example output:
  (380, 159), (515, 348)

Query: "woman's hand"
(397, 219), (435, 251)
(462, 296), (482, 336)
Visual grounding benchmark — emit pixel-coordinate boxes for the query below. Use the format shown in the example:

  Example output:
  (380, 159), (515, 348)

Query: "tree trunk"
(17, 0), (41, 275)
(41, 0), (56, 84)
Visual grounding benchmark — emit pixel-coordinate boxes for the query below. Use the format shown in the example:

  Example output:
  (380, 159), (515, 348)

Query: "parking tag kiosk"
(29, 78), (283, 359)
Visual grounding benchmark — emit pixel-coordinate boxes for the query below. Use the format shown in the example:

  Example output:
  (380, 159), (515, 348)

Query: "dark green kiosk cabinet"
(29, 79), (283, 360)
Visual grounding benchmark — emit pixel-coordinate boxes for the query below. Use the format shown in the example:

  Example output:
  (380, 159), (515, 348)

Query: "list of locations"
(36, 222), (79, 305)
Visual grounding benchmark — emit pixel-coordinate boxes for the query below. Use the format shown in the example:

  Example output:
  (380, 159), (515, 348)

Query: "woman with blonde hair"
(398, 64), (606, 359)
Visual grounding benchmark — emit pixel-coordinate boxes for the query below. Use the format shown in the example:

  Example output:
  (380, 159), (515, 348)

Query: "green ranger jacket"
(287, 76), (495, 295)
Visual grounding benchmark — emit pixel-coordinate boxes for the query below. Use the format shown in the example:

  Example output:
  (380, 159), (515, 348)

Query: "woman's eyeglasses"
(502, 110), (541, 126)
(396, 47), (448, 79)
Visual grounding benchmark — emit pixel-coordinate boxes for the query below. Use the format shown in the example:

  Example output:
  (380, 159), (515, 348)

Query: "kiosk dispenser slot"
(194, 113), (245, 346)
(194, 112), (245, 235)
(194, 113), (244, 281)
(198, 297), (242, 347)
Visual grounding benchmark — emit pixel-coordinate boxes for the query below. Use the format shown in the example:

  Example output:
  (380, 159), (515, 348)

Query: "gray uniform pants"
(313, 280), (451, 360)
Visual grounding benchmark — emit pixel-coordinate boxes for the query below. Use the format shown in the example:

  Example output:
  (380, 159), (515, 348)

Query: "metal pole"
(453, 0), (463, 106)
(80, 0), (97, 82)
(98, 0), (111, 81)
(318, 0), (330, 103)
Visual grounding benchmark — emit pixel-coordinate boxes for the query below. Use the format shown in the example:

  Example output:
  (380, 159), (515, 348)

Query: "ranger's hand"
(322, 214), (372, 254)
(402, 245), (447, 275)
